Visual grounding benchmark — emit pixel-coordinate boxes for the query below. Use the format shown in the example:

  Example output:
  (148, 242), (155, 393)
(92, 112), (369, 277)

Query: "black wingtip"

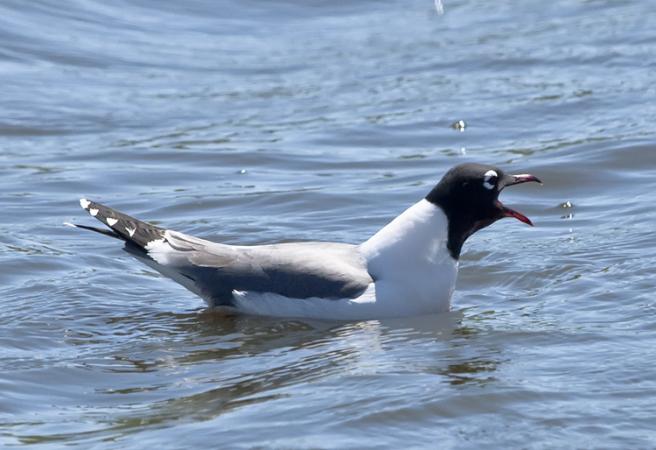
(77, 198), (165, 248)
(64, 221), (122, 239)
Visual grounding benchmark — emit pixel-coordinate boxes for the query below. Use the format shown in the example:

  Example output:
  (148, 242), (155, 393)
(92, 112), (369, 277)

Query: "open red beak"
(498, 173), (542, 226)
(502, 206), (533, 226)
(503, 173), (543, 187)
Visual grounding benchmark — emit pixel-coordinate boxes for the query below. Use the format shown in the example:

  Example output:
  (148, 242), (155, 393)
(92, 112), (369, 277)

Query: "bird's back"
(155, 232), (373, 305)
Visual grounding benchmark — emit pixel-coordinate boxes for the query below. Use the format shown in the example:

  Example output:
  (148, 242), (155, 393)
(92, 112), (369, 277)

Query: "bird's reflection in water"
(89, 305), (503, 436)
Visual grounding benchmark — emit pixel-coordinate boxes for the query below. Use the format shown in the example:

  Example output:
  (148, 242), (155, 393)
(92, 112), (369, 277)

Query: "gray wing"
(73, 198), (372, 306)
(146, 230), (373, 306)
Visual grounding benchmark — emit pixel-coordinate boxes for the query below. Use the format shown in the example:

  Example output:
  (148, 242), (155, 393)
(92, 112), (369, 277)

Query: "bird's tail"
(67, 198), (165, 249)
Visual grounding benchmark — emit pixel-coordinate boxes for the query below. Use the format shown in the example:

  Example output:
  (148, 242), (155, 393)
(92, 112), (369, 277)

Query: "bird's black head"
(426, 163), (542, 260)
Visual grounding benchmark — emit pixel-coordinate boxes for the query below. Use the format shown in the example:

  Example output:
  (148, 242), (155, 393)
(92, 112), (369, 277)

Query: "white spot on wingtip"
(79, 198), (91, 209)
(89, 208), (99, 216)
(106, 217), (118, 226)
(125, 226), (136, 237)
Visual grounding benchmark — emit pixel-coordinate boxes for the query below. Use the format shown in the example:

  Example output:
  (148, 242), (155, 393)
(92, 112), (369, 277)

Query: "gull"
(69, 163), (541, 320)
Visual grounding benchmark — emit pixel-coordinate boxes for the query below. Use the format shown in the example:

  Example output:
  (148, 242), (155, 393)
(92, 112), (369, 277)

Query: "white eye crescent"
(483, 170), (498, 190)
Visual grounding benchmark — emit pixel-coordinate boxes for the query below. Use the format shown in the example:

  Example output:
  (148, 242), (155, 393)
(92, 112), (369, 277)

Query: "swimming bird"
(68, 163), (541, 320)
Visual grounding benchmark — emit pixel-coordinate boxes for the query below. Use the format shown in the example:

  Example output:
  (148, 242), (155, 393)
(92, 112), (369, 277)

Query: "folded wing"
(75, 199), (372, 306)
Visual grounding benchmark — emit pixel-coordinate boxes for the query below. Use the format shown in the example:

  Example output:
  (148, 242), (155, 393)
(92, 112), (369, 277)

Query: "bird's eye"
(483, 170), (498, 190)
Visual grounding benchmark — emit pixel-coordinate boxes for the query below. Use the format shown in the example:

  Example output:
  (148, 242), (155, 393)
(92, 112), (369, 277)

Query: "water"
(1, 0), (655, 447)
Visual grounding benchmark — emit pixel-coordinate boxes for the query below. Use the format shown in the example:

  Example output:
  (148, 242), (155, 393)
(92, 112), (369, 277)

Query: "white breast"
(359, 199), (458, 314)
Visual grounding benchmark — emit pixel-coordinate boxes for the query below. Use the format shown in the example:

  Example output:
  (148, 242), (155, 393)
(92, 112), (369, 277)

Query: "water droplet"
(237, 169), (247, 175)
(451, 120), (466, 131)
(434, 0), (445, 15)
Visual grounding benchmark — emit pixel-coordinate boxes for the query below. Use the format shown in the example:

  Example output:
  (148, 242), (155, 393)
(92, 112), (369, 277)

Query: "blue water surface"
(1, 0), (655, 448)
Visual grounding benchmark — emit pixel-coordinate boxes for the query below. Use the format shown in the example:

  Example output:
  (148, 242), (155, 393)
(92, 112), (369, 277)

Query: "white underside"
(229, 282), (453, 320)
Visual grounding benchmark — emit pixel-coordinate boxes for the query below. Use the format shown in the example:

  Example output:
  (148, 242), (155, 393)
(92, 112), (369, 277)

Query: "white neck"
(359, 199), (453, 275)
